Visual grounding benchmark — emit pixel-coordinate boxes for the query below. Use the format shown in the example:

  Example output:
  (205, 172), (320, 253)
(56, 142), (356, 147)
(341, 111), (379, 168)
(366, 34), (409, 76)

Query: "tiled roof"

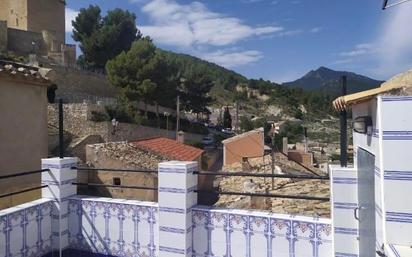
(0, 60), (51, 84)
(222, 127), (264, 144)
(132, 137), (204, 161)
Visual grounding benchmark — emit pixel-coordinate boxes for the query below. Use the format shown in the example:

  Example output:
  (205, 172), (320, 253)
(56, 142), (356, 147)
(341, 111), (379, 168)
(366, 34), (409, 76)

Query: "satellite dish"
(382, 0), (412, 9)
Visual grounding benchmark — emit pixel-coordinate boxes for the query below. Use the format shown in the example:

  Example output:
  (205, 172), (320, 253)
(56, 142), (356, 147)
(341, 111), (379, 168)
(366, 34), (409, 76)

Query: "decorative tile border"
(334, 227), (358, 235)
(386, 211), (412, 224)
(333, 177), (358, 184)
(192, 206), (332, 257)
(67, 197), (158, 257)
(382, 96), (412, 102)
(384, 170), (412, 181)
(382, 131), (412, 140)
(334, 202), (358, 210)
(0, 199), (53, 257)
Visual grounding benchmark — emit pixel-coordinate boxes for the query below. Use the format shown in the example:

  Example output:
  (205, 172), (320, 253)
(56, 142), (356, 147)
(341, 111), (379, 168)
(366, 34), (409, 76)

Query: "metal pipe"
(0, 169), (50, 180)
(194, 171), (329, 180)
(195, 190), (329, 201)
(383, 0), (412, 9)
(73, 167), (158, 173)
(58, 98), (64, 159)
(73, 182), (158, 191)
(340, 76), (348, 167)
(0, 185), (48, 199)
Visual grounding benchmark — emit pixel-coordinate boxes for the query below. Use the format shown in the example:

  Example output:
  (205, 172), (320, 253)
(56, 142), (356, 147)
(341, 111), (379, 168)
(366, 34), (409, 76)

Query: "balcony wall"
(0, 199), (54, 257)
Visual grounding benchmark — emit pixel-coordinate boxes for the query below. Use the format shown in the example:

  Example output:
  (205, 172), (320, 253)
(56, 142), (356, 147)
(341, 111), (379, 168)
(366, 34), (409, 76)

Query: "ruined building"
(0, 0), (76, 66)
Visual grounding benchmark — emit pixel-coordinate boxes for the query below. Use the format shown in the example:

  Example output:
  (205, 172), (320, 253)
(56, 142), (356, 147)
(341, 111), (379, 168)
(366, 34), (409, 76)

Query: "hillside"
(283, 66), (384, 95)
(161, 50), (247, 90)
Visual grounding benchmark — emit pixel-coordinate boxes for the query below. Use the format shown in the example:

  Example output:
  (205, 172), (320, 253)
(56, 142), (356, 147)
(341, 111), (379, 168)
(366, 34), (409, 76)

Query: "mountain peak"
(283, 67), (384, 94)
(317, 66), (334, 72)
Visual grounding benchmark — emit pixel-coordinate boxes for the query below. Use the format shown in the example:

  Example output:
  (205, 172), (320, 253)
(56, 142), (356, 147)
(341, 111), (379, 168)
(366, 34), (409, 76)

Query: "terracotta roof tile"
(132, 137), (204, 161)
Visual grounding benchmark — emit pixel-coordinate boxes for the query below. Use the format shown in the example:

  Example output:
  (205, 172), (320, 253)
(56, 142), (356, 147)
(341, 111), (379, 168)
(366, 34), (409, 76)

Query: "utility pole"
(271, 124), (279, 190)
(340, 76), (348, 167)
(271, 132), (275, 190)
(176, 94), (180, 140)
(235, 101), (239, 133)
(177, 77), (185, 140)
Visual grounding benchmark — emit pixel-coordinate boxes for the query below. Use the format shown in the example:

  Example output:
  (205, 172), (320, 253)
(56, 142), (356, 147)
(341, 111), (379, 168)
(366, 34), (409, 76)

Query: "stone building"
(0, 61), (51, 209)
(222, 127), (265, 166)
(0, 0), (76, 66)
(83, 139), (205, 202)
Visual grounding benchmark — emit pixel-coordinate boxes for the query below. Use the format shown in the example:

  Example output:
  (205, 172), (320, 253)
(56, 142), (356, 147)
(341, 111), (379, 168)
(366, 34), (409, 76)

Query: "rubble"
(87, 142), (169, 170)
(215, 154), (330, 217)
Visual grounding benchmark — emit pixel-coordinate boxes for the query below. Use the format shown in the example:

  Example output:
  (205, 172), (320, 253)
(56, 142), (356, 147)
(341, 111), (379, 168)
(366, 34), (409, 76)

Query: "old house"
(84, 138), (205, 201)
(0, 61), (51, 209)
(222, 127), (264, 166)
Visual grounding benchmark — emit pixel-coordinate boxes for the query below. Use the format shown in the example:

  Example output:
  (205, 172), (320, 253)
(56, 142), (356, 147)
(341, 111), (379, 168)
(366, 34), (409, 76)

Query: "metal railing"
(73, 166), (329, 202)
(0, 169), (50, 199)
(72, 166), (158, 191)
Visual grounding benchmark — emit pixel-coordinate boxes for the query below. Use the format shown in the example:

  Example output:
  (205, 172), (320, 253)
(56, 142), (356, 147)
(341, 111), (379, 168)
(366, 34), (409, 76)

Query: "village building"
(83, 138), (205, 202)
(0, 60), (51, 209)
(222, 127), (265, 166)
(0, 0), (76, 66)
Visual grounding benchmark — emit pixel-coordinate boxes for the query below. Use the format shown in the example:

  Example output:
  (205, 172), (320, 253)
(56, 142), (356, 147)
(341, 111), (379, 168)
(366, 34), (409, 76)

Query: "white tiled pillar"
(158, 161), (198, 257)
(41, 157), (77, 254)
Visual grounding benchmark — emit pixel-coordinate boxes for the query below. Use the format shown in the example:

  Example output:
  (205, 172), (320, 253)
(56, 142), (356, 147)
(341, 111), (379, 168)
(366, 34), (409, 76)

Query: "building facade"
(0, 61), (51, 209)
(222, 127), (265, 166)
(0, 0), (76, 67)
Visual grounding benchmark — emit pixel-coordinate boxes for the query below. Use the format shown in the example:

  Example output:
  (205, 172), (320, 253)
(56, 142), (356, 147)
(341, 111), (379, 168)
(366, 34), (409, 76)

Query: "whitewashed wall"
(353, 97), (384, 252)
(67, 196), (159, 257)
(380, 96), (412, 246)
(0, 199), (53, 257)
(192, 206), (332, 257)
(330, 166), (359, 257)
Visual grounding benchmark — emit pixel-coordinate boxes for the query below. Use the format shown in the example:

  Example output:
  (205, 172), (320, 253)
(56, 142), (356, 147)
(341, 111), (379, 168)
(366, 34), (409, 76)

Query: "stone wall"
(48, 103), (204, 144)
(3, 0), (28, 31)
(48, 66), (117, 102)
(27, 0), (65, 44)
(84, 142), (168, 201)
(0, 21), (7, 52)
(7, 27), (48, 55)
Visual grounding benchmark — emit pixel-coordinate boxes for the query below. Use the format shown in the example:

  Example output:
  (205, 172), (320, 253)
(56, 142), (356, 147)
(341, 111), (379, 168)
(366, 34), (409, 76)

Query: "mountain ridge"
(283, 66), (384, 94)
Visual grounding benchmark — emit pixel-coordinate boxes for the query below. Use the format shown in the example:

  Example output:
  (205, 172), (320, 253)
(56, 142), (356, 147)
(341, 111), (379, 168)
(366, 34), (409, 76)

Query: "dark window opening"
(113, 177), (121, 186)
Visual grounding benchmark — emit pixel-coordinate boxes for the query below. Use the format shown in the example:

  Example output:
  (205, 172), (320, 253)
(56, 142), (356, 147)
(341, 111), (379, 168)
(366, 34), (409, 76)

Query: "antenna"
(383, 0), (412, 9)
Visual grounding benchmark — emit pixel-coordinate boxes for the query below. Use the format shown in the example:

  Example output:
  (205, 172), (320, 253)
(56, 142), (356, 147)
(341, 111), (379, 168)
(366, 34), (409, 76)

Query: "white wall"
(0, 199), (53, 257)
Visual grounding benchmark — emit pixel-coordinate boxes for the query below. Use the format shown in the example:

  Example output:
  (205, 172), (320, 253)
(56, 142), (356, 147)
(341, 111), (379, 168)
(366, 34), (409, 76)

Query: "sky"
(65, 0), (412, 82)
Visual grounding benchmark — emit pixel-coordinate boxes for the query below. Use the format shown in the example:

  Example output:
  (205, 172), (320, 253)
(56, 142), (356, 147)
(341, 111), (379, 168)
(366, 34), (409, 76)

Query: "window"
(113, 177), (121, 186)
(16, 18), (18, 26)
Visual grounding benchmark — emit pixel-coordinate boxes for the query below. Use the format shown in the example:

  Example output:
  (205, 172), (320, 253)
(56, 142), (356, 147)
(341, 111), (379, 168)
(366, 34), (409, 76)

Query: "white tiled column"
(158, 161), (198, 257)
(41, 157), (77, 253)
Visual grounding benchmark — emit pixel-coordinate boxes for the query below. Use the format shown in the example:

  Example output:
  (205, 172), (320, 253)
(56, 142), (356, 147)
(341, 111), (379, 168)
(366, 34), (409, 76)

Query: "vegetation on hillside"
(72, 6), (338, 133)
(72, 5), (141, 70)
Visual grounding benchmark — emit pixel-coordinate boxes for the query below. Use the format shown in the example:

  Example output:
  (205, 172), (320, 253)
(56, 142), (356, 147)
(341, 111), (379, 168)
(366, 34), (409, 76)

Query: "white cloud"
(310, 27), (322, 33)
(138, 0), (283, 47)
(200, 50), (263, 68)
(241, 0), (264, 3)
(339, 43), (373, 57)
(373, 2), (412, 77)
(65, 8), (79, 33)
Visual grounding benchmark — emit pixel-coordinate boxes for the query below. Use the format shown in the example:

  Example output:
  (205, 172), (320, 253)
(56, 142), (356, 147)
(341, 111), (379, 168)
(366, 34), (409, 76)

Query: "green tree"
(106, 39), (166, 117)
(72, 5), (141, 69)
(223, 106), (232, 129)
(180, 72), (213, 118)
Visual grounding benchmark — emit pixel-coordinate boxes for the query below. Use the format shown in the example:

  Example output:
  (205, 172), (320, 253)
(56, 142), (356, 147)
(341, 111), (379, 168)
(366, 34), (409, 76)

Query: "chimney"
(304, 127), (308, 153)
(282, 137), (288, 154)
(177, 131), (185, 143)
